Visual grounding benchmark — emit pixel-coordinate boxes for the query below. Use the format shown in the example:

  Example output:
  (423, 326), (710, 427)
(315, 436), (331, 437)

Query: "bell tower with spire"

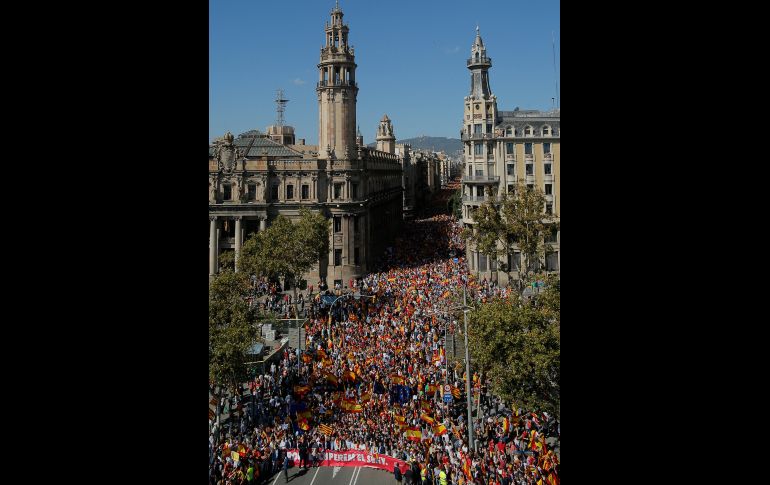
(375, 114), (396, 154)
(463, 26), (498, 154)
(317, 1), (358, 160)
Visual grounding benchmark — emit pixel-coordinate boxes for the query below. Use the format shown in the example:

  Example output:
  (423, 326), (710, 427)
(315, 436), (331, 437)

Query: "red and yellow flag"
(404, 427), (422, 441)
(360, 392), (372, 403)
(433, 424), (448, 436)
(297, 418), (310, 431)
(293, 385), (311, 397)
(502, 416), (510, 434)
(391, 374), (405, 385)
(420, 400), (432, 413)
(420, 413), (435, 426)
(451, 386), (461, 399)
(318, 424), (334, 436)
(323, 372), (338, 386)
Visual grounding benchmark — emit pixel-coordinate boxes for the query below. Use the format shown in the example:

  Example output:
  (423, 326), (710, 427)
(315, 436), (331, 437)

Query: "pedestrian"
(283, 453), (290, 483)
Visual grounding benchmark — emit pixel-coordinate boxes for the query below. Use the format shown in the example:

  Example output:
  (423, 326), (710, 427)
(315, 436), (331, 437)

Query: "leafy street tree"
(240, 208), (330, 317)
(467, 276), (560, 416)
(463, 181), (558, 292)
(209, 269), (257, 436)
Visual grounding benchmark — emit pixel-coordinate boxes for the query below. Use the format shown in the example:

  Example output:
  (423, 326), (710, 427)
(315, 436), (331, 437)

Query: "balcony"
(461, 133), (494, 141)
(462, 195), (503, 204)
(467, 56), (492, 67)
(317, 80), (358, 88)
(462, 175), (499, 184)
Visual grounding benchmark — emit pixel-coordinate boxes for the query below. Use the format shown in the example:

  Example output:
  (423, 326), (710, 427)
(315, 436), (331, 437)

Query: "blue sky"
(210, 0), (559, 144)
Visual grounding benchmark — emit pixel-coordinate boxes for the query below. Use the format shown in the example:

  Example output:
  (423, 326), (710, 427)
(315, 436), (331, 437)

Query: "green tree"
(209, 269), (258, 433)
(463, 182), (558, 292)
(240, 208), (330, 317)
(467, 278), (560, 416)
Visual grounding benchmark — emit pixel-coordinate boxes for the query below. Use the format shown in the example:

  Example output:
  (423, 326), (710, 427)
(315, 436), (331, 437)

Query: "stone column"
(215, 228), (221, 274)
(359, 214), (366, 271)
(234, 217), (242, 272)
(259, 217), (266, 232)
(209, 217), (217, 276)
(341, 214), (349, 270)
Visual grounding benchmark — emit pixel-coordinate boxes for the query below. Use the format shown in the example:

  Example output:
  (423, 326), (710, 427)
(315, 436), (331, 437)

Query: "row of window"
(470, 142), (553, 156)
(332, 216), (361, 234)
(218, 182), (361, 202)
(469, 161), (553, 178)
(468, 250), (559, 272)
(467, 123), (555, 137)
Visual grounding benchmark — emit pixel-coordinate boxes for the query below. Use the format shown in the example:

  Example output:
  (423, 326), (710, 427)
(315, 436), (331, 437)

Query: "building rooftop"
(209, 129), (303, 158)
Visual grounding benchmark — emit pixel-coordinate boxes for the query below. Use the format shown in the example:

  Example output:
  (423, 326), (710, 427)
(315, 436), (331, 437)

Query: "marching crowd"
(210, 213), (560, 485)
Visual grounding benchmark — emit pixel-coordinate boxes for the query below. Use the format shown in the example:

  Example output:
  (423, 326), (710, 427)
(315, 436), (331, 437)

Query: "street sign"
(443, 384), (453, 403)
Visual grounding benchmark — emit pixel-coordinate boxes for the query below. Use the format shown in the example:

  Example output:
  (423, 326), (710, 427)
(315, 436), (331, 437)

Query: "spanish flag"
(317, 349), (327, 359)
(420, 400), (432, 413)
(391, 374), (405, 385)
(361, 392), (372, 403)
(433, 424), (448, 436)
(502, 416), (510, 434)
(462, 457), (472, 479)
(404, 427), (422, 441)
(344, 370), (356, 382)
(420, 413), (435, 425)
(293, 385), (311, 397)
(297, 418), (310, 431)
(301, 354), (312, 364)
(323, 372), (338, 386)
(318, 423), (334, 436)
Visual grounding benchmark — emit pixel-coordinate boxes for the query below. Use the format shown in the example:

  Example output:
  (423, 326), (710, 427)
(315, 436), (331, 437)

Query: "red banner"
(285, 449), (409, 474)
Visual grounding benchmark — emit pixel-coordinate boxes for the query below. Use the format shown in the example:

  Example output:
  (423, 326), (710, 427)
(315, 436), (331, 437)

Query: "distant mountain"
(368, 136), (462, 155)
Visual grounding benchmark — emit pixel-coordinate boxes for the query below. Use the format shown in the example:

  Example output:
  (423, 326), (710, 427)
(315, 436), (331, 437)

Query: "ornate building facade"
(209, 3), (403, 286)
(460, 28), (561, 285)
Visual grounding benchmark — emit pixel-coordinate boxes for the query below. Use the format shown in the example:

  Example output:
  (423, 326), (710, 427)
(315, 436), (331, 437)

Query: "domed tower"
(375, 114), (396, 154)
(317, 1), (358, 160)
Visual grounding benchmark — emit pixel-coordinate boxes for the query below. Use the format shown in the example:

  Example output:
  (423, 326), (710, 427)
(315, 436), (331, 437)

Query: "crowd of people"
(209, 211), (560, 485)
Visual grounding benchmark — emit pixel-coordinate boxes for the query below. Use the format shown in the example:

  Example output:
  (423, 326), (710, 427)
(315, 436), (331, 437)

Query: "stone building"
(460, 27), (560, 285)
(209, 2), (403, 287)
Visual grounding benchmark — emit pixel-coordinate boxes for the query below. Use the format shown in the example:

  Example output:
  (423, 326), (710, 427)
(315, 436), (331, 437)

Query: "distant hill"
(368, 136), (462, 155)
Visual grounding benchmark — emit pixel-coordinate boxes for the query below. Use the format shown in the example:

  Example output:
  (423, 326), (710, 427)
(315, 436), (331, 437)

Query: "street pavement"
(262, 465), (400, 485)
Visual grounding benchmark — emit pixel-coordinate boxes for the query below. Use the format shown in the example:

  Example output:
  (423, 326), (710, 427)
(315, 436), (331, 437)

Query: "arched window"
(524, 126), (533, 136)
(505, 126), (512, 136)
(543, 125), (552, 136)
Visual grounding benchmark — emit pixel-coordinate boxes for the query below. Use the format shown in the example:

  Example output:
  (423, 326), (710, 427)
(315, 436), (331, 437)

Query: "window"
(474, 144), (482, 155)
(525, 126), (533, 136)
(505, 126), (512, 136)
(526, 164), (533, 176)
(543, 125), (552, 136)
(473, 124), (482, 134)
(334, 216), (341, 233)
(223, 184), (232, 200)
(527, 184), (534, 190)
(478, 253), (487, 272)
(546, 252), (559, 271)
(544, 163), (552, 175)
(466, 115), (470, 120)
(334, 249), (342, 266)
(490, 256), (497, 271)
(509, 252), (521, 271)
(507, 164), (515, 176)
(525, 143), (533, 155)
(247, 184), (256, 200)
(286, 185), (294, 199)
(271, 184), (279, 200)
(507, 184), (514, 193)
(301, 184), (309, 199)
(545, 184), (552, 195)
(475, 168), (483, 177)
(351, 183), (358, 199)
(546, 227), (558, 243)
(543, 142), (551, 154)
(468, 165), (472, 176)
(354, 247), (359, 265)
(354, 216), (359, 233)
(486, 123), (492, 133)
(506, 142), (514, 154)
(334, 183), (343, 199)
(546, 203), (553, 215)
(476, 186), (484, 197)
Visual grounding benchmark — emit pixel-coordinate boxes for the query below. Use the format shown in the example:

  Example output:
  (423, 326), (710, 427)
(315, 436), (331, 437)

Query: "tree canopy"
(463, 181), (558, 290)
(467, 275), (560, 416)
(209, 269), (257, 390)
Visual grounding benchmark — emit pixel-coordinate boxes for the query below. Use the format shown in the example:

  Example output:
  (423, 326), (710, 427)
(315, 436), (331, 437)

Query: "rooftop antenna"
(275, 89), (289, 127)
(552, 31), (559, 109)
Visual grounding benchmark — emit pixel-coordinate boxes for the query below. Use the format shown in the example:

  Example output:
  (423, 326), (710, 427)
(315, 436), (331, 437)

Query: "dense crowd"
(210, 213), (560, 485)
